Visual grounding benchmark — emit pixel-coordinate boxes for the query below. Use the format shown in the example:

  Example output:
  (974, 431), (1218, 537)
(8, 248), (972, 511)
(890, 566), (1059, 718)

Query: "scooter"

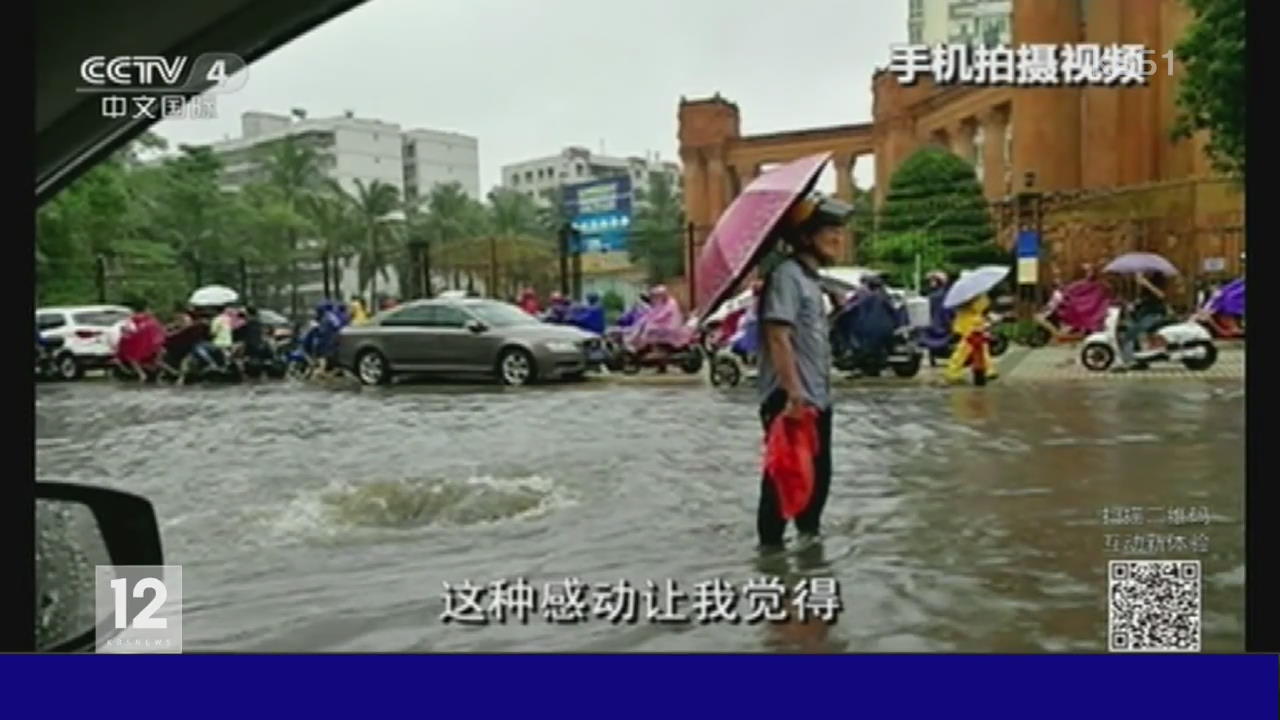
(1027, 312), (1093, 348)
(832, 325), (925, 379)
(709, 316), (760, 389)
(616, 340), (705, 375)
(1079, 306), (1217, 372)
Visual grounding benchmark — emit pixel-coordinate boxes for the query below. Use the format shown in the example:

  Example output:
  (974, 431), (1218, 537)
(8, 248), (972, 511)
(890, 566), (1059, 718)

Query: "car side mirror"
(465, 319), (488, 334)
(36, 483), (164, 653)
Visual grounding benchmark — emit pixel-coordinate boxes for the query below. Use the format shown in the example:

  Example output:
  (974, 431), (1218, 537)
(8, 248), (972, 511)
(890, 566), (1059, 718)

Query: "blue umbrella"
(943, 265), (1010, 309)
(1103, 252), (1178, 276)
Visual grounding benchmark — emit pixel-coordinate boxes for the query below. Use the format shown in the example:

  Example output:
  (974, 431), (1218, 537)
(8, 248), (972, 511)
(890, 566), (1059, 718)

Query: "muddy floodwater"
(35, 377), (1245, 652)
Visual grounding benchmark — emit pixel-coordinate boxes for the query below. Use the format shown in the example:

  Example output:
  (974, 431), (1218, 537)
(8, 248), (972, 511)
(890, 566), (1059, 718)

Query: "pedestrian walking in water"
(756, 192), (852, 552)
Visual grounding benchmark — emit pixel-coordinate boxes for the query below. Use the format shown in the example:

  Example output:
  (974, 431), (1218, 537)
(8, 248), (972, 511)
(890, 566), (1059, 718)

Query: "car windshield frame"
(465, 302), (543, 328)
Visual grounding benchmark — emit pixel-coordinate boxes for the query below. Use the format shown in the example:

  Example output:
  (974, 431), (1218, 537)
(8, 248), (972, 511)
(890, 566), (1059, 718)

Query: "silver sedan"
(336, 298), (602, 386)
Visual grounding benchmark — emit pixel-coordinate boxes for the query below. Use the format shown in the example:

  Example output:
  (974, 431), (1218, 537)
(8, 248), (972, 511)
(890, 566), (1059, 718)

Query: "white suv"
(35, 305), (132, 379)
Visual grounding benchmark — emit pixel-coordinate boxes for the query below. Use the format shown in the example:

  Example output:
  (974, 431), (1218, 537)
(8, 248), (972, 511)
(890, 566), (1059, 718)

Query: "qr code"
(1108, 560), (1201, 652)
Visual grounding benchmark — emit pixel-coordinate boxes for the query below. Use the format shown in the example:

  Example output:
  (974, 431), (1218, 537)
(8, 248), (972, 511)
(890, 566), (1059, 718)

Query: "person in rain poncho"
(348, 296), (370, 326)
(210, 304), (241, 352)
(755, 192), (852, 551)
(568, 291), (606, 335)
(115, 298), (167, 381)
(542, 292), (572, 323)
(632, 285), (686, 371)
(308, 301), (347, 378)
(943, 290), (998, 384)
(518, 288), (541, 316)
(837, 273), (899, 369)
(919, 271), (953, 365)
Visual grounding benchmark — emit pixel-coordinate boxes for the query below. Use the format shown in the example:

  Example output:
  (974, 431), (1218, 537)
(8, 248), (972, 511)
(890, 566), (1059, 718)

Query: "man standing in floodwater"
(756, 193), (853, 552)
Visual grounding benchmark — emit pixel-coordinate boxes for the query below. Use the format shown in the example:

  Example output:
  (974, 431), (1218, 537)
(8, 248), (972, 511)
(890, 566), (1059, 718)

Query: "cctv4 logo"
(80, 53), (244, 92)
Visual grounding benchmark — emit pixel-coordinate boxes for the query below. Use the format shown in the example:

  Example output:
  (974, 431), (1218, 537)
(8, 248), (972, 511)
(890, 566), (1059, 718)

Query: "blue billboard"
(563, 176), (633, 254)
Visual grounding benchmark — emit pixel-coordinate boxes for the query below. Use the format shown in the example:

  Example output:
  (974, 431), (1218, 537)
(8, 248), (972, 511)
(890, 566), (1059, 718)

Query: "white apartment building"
(402, 128), (480, 203)
(204, 110), (482, 306)
(910, 0), (1012, 47)
(500, 146), (681, 209)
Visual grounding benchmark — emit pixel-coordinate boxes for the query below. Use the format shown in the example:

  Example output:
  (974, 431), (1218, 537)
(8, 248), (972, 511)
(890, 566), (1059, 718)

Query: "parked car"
(35, 305), (132, 379)
(336, 297), (603, 386)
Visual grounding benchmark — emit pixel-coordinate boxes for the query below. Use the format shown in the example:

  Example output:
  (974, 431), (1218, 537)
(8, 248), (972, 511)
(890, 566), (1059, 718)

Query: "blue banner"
(564, 176), (633, 254)
(1016, 229), (1040, 258)
(4, 655), (1276, 718)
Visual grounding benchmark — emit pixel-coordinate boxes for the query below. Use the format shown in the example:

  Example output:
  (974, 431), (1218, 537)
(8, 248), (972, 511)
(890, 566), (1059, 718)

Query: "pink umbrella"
(693, 152), (831, 321)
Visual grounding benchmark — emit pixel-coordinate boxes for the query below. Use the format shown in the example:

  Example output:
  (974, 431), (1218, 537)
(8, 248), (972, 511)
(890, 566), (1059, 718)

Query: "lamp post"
(374, 209), (407, 309)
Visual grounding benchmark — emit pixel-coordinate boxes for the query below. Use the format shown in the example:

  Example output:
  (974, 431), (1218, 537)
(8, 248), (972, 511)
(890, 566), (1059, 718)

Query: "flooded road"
(35, 378), (1245, 652)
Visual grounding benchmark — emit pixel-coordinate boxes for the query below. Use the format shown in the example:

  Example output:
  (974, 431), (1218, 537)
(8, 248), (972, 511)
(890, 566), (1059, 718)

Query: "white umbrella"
(943, 265), (1010, 309)
(189, 285), (240, 307)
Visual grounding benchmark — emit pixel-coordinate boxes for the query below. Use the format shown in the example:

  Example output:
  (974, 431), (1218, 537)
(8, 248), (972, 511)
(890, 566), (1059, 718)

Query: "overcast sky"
(153, 0), (906, 194)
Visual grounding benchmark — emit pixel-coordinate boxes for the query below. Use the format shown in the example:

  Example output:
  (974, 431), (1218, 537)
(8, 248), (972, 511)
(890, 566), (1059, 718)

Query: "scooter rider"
(1114, 273), (1170, 372)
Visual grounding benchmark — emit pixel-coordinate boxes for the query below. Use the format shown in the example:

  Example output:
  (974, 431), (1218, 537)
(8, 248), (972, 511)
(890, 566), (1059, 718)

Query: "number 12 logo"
(110, 576), (168, 630)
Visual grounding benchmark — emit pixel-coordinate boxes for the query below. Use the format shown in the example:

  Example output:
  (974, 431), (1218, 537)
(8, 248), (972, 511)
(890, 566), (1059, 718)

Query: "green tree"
(332, 179), (402, 306)
(864, 146), (1002, 286)
(421, 182), (487, 289)
(259, 138), (327, 316)
(486, 187), (557, 296)
(299, 188), (357, 299)
(629, 173), (686, 284)
(1172, 0), (1245, 176)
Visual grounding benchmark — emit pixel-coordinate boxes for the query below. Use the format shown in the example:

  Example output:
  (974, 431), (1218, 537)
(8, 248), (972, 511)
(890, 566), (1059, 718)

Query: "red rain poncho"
(763, 407), (819, 520)
(116, 312), (167, 365)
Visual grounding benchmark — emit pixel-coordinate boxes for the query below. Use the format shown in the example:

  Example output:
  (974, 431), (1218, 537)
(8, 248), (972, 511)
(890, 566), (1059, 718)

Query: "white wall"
(406, 130), (480, 199)
(332, 126), (405, 193)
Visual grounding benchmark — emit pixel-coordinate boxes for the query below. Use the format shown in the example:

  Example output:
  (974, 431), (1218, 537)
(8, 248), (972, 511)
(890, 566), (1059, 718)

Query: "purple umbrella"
(1103, 252), (1179, 276)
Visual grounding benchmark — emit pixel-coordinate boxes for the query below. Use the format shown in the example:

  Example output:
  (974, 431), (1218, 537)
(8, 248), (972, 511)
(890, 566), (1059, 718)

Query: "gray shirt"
(757, 257), (832, 409)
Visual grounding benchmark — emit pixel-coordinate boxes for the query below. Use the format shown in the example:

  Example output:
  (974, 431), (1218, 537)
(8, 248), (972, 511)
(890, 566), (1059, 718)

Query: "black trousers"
(757, 389), (834, 546)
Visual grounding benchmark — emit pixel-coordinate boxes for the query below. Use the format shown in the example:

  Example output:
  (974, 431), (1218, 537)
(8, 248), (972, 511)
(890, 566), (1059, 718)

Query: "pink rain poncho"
(631, 286), (691, 349)
(1058, 279), (1111, 333)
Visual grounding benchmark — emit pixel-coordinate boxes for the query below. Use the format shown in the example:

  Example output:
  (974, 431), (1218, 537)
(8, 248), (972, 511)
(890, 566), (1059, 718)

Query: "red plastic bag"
(763, 408), (819, 520)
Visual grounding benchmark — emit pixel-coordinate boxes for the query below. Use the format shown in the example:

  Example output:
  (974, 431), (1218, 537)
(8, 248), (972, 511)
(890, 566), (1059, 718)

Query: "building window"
(511, 175), (519, 186)
(525, 171), (533, 183)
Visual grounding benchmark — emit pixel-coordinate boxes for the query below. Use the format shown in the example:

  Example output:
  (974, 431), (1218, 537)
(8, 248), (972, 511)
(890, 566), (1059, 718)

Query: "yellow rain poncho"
(943, 294), (998, 382)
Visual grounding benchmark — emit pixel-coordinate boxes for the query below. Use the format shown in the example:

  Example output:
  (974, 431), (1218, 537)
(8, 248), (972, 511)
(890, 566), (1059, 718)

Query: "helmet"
(650, 285), (668, 297)
(585, 291), (601, 304)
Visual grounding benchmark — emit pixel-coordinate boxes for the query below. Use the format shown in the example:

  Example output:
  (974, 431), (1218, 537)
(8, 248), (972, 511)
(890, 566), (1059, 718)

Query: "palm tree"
(332, 179), (402, 308)
(486, 187), (551, 294)
(421, 183), (485, 290)
(261, 138), (326, 318)
(629, 173), (686, 284)
(302, 187), (356, 299)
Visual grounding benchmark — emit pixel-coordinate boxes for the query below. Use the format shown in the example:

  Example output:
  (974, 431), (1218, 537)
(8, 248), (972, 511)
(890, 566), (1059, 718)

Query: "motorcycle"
(1079, 306), (1217, 372)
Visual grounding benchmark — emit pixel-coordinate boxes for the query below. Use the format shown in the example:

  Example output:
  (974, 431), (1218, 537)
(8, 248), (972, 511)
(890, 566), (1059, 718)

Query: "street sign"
(564, 176), (632, 255)
(1015, 230), (1040, 285)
